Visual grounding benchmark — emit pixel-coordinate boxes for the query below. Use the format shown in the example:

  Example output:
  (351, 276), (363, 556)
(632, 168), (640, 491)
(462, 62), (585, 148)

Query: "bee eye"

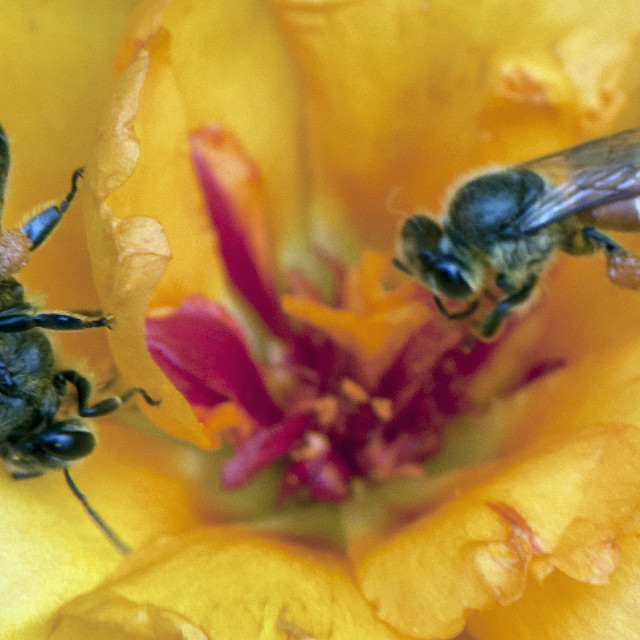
(0, 367), (13, 392)
(40, 431), (95, 459)
(432, 260), (473, 301)
(32, 423), (96, 463)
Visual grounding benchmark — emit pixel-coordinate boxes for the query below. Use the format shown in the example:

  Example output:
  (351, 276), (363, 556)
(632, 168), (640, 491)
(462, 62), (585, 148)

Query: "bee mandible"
(395, 128), (640, 339)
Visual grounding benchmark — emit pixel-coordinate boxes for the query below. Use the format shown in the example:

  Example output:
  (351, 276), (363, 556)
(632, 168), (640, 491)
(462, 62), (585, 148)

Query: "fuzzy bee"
(0, 124), (157, 552)
(395, 128), (640, 339)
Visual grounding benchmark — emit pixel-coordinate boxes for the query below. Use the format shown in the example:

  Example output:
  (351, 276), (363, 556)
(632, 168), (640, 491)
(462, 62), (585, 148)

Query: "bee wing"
(501, 128), (640, 235)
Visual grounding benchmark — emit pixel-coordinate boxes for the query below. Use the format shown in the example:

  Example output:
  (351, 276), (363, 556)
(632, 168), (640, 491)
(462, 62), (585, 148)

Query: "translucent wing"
(500, 128), (640, 236)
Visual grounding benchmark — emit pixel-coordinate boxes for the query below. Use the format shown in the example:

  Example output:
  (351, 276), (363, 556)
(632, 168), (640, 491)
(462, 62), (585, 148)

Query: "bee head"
(1, 418), (95, 478)
(395, 215), (477, 302)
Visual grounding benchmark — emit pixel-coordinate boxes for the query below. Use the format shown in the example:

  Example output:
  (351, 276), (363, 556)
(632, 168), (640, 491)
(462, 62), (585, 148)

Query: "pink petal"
(221, 413), (311, 487)
(146, 296), (283, 425)
(280, 454), (350, 503)
(190, 128), (290, 341)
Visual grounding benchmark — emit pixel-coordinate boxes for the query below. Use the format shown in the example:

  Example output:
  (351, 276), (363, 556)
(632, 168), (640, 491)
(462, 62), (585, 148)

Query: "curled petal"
(469, 532), (640, 640)
(350, 339), (640, 638)
(113, 0), (170, 74)
(51, 528), (408, 640)
(88, 35), (212, 447)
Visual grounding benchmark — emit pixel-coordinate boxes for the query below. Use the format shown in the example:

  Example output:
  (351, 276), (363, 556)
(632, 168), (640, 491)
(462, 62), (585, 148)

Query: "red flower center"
(145, 126), (559, 503)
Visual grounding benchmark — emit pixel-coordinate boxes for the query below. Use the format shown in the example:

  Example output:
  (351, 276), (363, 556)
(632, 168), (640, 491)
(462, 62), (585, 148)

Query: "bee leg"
(582, 227), (624, 254)
(433, 295), (479, 320)
(20, 167), (83, 251)
(392, 257), (479, 320)
(475, 276), (537, 339)
(0, 310), (112, 332)
(54, 370), (160, 417)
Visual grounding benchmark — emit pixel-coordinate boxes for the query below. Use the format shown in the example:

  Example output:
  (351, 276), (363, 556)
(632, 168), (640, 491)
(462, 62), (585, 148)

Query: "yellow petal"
(110, 0), (309, 302)
(350, 335), (640, 638)
(0, 2), (137, 374)
(161, 0), (309, 261)
(51, 528), (407, 640)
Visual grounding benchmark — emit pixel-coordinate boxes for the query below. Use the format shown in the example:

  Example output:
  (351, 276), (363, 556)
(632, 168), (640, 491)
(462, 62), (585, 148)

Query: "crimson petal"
(190, 132), (291, 341)
(146, 296), (283, 425)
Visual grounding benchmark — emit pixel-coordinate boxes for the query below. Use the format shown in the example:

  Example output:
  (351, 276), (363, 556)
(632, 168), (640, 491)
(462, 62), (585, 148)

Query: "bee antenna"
(385, 186), (405, 217)
(392, 257), (411, 275)
(63, 468), (131, 555)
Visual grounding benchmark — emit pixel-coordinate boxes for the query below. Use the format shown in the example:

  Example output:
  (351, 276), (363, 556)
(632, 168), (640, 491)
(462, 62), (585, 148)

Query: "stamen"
(313, 396), (339, 426)
(291, 432), (330, 461)
(371, 397), (393, 422)
(340, 379), (369, 404)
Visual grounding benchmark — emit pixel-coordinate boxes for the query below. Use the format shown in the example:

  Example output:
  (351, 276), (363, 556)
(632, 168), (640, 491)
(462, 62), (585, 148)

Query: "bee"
(394, 128), (640, 339)
(0, 124), (157, 553)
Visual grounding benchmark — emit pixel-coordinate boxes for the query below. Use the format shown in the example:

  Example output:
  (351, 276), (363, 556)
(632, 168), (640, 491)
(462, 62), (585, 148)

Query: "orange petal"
(282, 252), (462, 387)
(272, 0), (640, 251)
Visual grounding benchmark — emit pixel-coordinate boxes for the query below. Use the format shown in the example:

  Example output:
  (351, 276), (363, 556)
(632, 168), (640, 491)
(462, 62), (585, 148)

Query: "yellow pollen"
(0, 229), (31, 277)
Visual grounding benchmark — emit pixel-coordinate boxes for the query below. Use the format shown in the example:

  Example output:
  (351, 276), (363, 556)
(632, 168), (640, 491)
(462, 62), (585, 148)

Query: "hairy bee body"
(395, 129), (640, 339)
(0, 124), (158, 550)
(0, 281), (58, 439)
(0, 276), (99, 477)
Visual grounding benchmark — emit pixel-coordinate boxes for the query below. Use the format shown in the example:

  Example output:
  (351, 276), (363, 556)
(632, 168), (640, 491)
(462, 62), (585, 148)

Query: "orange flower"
(7, 0), (640, 639)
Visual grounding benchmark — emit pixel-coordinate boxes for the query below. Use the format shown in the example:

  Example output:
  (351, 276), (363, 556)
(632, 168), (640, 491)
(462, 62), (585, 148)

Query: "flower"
(144, 124), (520, 503)
(8, 1), (640, 639)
